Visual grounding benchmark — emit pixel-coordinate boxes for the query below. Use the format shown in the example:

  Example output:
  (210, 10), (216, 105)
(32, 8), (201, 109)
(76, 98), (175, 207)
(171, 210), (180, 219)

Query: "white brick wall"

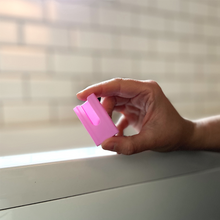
(140, 59), (167, 78)
(100, 57), (133, 78)
(188, 42), (207, 56)
(173, 19), (195, 35)
(139, 14), (165, 32)
(46, 0), (93, 24)
(98, 7), (132, 28)
(57, 104), (76, 121)
(29, 77), (75, 99)
(173, 61), (195, 75)
(0, 0), (43, 19)
(0, 21), (18, 43)
(160, 82), (182, 98)
(24, 24), (69, 47)
(204, 102), (220, 117)
(157, 0), (180, 12)
(0, 77), (23, 99)
(188, 1), (209, 17)
(3, 102), (50, 124)
(119, 0), (149, 7)
(120, 35), (149, 52)
(0, 0), (220, 128)
(204, 63), (220, 75)
(51, 53), (93, 76)
(157, 39), (180, 54)
(0, 47), (47, 72)
(71, 30), (113, 50)
(204, 24), (220, 38)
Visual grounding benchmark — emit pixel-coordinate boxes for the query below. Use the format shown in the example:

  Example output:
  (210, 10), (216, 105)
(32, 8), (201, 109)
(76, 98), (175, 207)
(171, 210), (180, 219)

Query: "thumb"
(101, 133), (150, 155)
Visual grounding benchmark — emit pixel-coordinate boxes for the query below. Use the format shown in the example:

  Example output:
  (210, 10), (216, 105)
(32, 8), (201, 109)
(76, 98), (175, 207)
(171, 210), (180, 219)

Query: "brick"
(120, 35), (148, 52)
(188, 1), (208, 17)
(160, 82), (182, 100)
(139, 14), (165, 32)
(191, 82), (207, 94)
(174, 102), (196, 119)
(157, 0), (180, 12)
(173, 61), (195, 75)
(204, 63), (220, 75)
(0, 0), (43, 19)
(207, 4), (218, 18)
(193, 103), (208, 119)
(71, 30), (113, 50)
(0, 106), (3, 125)
(119, 0), (149, 7)
(179, 41), (190, 56)
(157, 39), (180, 54)
(204, 24), (220, 38)
(188, 42), (207, 55)
(24, 24), (69, 47)
(3, 102), (50, 124)
(52, 53), (93, 76)
(30, 77), (75, 98)
(57, 104), (76, 121)
(0, 78), (23, 99)
(98, 7), (131, 28)
(100, 57), (133, 78)
(204, 101), (220, 116)
(206, 83), (220, 99)
(140, 59), (167, 76)
(173, 19), (195, 35)
(0, 21), (18, 43)
(206, 43), (217, 56)
(0, 47), (47, 72)
(46, 0), (92, 24)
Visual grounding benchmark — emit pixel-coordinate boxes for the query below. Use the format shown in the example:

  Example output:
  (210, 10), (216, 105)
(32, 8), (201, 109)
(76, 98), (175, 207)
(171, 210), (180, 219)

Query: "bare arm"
(186, 116), (220, 151)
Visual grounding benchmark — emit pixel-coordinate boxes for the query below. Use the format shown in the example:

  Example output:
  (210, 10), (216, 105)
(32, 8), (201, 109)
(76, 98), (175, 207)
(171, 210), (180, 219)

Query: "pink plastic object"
(74, 93), (118, 146)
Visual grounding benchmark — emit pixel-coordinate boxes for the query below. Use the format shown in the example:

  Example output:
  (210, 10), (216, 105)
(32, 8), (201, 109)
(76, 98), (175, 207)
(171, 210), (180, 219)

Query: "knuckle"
(148, 80), (160, 88)
(125, 141), (135, 155)
(113, 77), (123, 83)
(126, 148), (134, 155)
(128, 146), (136, 155)
(147, 80), (162, 94)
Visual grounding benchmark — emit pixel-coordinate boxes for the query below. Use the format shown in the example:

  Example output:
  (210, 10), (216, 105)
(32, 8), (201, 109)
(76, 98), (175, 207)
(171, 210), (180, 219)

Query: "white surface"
(1, 151), (220, 211)
(0, 147), (116, 169)
(1, 166), (220, 220)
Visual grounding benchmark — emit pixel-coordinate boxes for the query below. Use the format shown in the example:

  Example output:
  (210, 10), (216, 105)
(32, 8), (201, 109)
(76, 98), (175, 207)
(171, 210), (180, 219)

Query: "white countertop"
(1, 124), (220, 219)
(1, 150), (220, 211)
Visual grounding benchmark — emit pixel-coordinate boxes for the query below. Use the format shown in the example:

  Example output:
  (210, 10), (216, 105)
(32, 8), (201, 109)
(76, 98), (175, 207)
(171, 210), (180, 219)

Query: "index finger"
(76, 78), (147, 101)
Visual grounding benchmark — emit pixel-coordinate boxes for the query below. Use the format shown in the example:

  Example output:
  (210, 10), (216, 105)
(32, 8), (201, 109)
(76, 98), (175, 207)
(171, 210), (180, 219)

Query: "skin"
(77, 78), (220, 155)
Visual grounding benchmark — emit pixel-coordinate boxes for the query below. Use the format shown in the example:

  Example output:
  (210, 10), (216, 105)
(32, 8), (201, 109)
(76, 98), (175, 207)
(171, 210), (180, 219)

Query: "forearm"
(184, 115), (220, 151)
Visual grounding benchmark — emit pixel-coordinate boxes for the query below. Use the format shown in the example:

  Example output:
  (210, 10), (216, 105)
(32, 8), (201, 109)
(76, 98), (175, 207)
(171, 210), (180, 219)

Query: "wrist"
(180, 118), (207, 151)
(178, 118), (198, 151)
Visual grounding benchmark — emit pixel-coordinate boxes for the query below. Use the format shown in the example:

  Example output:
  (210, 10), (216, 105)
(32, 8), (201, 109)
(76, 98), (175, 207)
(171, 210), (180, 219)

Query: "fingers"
(101, 96), (131, 116)
(76, 78), (147, 101)
(116, 115), (129, 136)
(100, 96), (116, 117)
(101, 132), (151, 155)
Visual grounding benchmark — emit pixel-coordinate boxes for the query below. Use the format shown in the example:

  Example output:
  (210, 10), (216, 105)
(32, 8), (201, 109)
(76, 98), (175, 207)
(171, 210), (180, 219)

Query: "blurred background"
(0, 0), (220, 155)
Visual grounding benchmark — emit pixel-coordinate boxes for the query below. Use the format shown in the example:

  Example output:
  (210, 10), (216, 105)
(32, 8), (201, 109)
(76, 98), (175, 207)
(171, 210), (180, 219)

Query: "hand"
(77, 78), (194, 155)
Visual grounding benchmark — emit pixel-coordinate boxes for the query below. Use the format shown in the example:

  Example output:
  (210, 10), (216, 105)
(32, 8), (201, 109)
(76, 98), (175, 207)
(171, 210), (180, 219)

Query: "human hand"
(77, 78), (194, 155)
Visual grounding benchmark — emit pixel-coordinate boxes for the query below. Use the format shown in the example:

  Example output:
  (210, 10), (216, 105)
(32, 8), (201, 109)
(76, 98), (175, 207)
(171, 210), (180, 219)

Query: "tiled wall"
(0, 0), (220, 129)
